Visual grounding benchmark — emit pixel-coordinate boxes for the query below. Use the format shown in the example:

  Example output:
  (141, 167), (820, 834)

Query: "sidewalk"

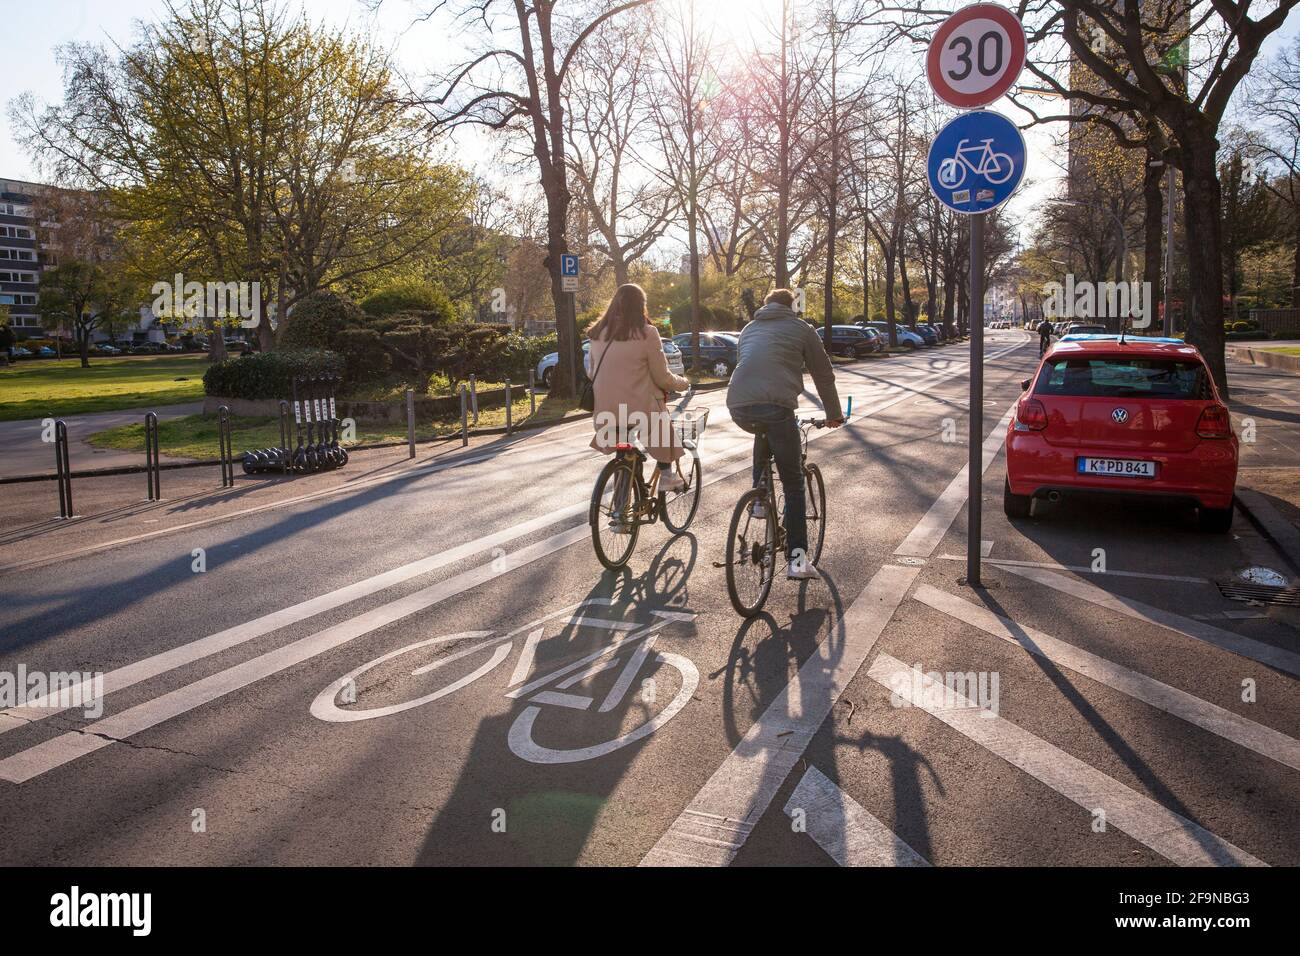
(0, 403), (202, 479)
(1227, 352), (1300, 573)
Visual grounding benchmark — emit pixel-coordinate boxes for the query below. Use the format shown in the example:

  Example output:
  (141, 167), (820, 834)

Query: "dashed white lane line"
(784, 766), (931, 867)
(913, 585), (1300, 772)
(998, 565), (1300, 678)
(866, 652), (1267, 867)
(639, 564), (921, 867)
(893, 404), (1016, 558)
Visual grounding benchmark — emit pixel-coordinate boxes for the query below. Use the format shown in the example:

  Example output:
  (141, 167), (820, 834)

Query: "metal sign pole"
(966, 212), (985, 587)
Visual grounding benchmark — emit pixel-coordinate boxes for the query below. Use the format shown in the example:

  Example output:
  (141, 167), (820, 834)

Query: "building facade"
(0, 179), (46, 334)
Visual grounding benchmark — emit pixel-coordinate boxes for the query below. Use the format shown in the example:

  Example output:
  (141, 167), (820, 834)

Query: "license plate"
(1077, 457), (1157, 478)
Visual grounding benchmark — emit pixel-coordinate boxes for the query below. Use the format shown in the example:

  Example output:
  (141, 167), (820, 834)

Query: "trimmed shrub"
(279, 292), (364, 350)
(203, 348), (345, 400)
(360, 280), (454, 319)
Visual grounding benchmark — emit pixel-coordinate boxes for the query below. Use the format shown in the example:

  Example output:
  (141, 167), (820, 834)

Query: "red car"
(1004, 338), (1238, 532)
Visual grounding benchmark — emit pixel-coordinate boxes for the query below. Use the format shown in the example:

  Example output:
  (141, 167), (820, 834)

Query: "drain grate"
(1217, 582), (1300, 606)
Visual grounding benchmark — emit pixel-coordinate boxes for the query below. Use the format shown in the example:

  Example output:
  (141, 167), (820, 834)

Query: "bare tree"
(416, 0), (651, 399)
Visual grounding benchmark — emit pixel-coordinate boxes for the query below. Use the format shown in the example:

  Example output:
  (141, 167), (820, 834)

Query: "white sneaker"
(659, 471), (687, 494)
(787, 561), (820, 581)
(608, 518), (634, 535)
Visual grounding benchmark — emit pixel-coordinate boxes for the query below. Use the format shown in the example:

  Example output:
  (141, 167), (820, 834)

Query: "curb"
(1235, 487), (1300, 579)
(1229, 346), (1300, 374)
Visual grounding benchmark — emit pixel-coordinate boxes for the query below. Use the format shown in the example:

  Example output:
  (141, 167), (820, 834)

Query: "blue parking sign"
(561, 254), (579, 277)
(927, 110), (1025, 215)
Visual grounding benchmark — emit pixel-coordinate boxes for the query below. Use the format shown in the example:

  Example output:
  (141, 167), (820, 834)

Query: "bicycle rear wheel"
(726, 488), (777, 617)
(590, 458), (642, 569)
(660, 449), (702, 532)
(803, 463), (827, 564)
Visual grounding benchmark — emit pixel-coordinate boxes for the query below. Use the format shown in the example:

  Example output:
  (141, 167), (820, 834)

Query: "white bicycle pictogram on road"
(311, 599), (698, 765)
(937, 137), (1014, 189)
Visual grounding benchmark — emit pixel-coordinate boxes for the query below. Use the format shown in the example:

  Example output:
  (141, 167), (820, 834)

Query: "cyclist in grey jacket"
(727, 289), (845, 581)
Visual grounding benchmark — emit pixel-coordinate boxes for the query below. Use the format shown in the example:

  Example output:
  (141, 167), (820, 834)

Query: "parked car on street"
(10, 346), (32, 359)
(826, 324), (884, 358)
(672, 332), (738, 377)
(1004, 338), (1237, 532)
(860, 321), (925, 349)
(912, 324), (940, 346)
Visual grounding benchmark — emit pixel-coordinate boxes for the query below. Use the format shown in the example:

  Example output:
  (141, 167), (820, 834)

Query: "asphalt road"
(0, 329), (1296, 867)
(0, 403), (203, 478)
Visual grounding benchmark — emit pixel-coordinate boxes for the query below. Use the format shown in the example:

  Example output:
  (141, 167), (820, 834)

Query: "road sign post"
(926, 3), (1026, 588)
(560, 254), (581, 397)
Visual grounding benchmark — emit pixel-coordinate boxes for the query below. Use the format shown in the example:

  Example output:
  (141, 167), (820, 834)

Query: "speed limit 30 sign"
(926, 3), (1026, 108)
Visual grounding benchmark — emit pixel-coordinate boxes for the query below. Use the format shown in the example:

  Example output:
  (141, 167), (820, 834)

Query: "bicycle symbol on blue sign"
(561, 254), (580, 277)
(927, 110), (1025, 215)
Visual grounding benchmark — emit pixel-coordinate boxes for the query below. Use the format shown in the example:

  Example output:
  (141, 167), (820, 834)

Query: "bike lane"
(0, 335), (1033, 865)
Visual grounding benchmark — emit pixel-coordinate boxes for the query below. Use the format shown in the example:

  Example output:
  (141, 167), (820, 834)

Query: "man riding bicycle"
(727, 289), (844, 581)
(1037, 317), (1053, 357)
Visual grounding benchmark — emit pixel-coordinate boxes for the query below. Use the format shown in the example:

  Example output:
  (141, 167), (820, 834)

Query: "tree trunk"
(1292, 221), (1300, 309)
(77, 320), (89, 369)
(882, 245), (898, 347)
(1180, 135), (1228, 396)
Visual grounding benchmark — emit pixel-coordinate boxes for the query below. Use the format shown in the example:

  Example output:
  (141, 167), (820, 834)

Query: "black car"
(673, 332), (738, 377)
(827, 325), (883, 358)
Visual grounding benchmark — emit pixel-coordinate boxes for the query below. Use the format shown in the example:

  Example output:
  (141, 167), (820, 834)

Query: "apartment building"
(0, 179), (46, 333)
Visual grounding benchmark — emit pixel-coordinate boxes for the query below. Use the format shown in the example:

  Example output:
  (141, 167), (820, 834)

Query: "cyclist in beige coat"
(588, 284), (691, 498)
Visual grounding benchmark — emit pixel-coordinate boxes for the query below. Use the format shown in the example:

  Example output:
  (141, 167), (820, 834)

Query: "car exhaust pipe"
(1047, 491), (1062, 503)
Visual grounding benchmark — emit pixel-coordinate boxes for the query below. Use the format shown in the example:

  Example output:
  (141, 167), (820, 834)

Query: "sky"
(1, 1), (1296, 250)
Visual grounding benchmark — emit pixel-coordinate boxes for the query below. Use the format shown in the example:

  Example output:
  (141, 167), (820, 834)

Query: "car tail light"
(1196, 404), (1232, 439)
(1015, 398), (1048, 431)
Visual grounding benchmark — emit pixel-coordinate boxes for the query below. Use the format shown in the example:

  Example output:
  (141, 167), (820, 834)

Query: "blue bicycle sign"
(927, 110), (1025, 215)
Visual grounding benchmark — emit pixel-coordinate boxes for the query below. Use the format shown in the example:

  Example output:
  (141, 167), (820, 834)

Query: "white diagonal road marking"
(867, 652), (1266, 867)
(913, 585), (1300, 771)
(784, 766), (930, 866)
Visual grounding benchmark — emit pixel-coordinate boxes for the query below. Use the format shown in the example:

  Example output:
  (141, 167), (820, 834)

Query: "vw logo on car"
(1112, 408), (1130, 425)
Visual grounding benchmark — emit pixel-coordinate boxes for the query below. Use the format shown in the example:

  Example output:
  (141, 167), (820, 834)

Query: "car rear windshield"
(1035, 356), (1212, 399)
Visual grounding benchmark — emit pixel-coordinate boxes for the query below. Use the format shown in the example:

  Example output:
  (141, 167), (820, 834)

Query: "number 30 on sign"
(926, 3), (1027, 109)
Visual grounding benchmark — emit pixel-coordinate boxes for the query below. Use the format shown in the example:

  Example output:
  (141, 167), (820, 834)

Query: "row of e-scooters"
(241, 374), (350, 475)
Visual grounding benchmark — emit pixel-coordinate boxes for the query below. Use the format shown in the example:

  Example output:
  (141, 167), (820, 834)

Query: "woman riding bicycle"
(588, 284), (692, 528)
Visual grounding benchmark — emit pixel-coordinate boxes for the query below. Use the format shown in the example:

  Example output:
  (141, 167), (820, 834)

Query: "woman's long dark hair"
(589, 284), (651, 342)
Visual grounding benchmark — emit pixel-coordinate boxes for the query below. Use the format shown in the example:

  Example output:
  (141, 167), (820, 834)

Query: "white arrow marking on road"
(784, 766), (931, 867)
(866, 652), (1266, 867)
(914, 585), (1300, 771)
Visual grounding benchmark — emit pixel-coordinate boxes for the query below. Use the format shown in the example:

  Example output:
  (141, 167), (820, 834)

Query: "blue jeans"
(731, 404), (807, 560)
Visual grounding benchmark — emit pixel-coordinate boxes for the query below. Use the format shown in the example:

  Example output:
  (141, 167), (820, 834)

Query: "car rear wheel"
(1003, 478), (1033, 519)
(1197, 504), (1234, 534)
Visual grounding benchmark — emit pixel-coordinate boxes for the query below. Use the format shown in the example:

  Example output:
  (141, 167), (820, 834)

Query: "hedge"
(203, 348), (345, 400)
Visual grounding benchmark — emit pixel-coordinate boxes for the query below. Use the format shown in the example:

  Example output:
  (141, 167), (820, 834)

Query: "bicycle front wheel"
(660, 449), (702, 533)
(803, 463), (827, 564)
(591, 458), (642, 570)
(726, 488), (777, 617)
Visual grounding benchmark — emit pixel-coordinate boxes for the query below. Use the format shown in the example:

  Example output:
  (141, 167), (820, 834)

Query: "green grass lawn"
(89, 394), (581, 460)
(1260, 346), (1300, 355)
(0, 355), (209, 421)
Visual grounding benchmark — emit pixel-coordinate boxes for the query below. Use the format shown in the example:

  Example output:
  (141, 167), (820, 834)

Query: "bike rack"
(144, 412), (161, 501)
(54, 419), (73, 519)
(504, 382), (512, 435)
(218, 405), (235, 488)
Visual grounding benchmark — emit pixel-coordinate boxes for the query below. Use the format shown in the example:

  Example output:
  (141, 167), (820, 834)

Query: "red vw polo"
(1004, 338), (1238, 532)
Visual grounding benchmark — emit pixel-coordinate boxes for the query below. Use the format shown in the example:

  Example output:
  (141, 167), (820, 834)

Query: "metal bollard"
(218, 405), (234, 488)
(505, 382), (512, 435)
(470, 375), (479, 426)
(279, 400), (291, 473)
(54, 419), (72, 518)
(406, 388), (416, 460)
(144, 412), (161, 501)
(528, 369), (536, 415)
(460, 384), (468, 447)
